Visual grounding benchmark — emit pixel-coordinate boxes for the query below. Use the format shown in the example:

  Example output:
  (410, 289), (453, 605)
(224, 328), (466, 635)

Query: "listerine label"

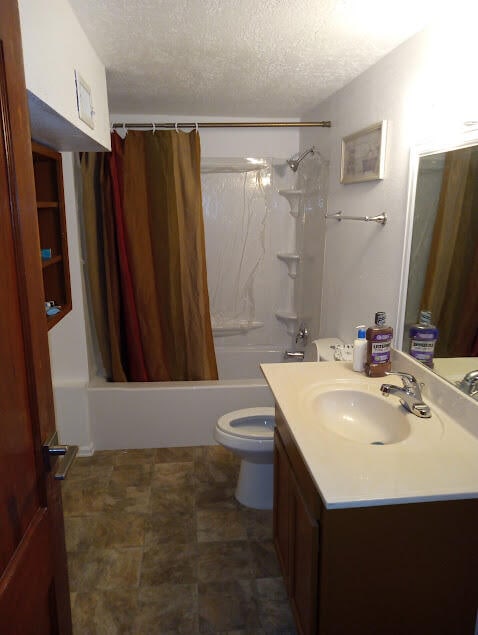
(410, 339), (436, 361)
(370, 333), (392, 363)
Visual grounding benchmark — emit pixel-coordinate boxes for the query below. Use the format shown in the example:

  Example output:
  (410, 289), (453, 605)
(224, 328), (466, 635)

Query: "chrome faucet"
(283, 351), (304, 361)
(295, 324), (309, 346)
(380, 371), (431, 418)
(456, 370), (478, 398)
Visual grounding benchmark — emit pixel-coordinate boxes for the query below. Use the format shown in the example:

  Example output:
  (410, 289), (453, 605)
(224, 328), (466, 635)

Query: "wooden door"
(0, 2), (72, 633)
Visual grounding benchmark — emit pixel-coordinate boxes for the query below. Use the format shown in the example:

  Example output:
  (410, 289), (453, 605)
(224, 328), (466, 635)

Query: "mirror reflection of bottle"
(409, 310), (439, 368)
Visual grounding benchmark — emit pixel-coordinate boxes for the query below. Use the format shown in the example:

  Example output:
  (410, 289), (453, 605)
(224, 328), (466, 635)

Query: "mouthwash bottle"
(409, 310), (439, 368)
(365, 312), (393, 377)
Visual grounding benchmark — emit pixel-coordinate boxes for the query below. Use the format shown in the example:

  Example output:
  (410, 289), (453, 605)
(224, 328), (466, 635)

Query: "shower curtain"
(420, 146), (478, 357)
(81, 130), (218, 381)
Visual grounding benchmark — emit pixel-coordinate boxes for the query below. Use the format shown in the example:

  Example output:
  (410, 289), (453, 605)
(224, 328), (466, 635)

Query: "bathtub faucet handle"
(295, 325), (309, 345)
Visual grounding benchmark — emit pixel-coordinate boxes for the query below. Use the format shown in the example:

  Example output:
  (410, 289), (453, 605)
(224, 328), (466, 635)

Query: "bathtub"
(87, 346), (285, 450)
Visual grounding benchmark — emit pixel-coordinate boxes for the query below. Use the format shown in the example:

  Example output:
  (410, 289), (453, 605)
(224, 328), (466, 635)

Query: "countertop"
(261, 359), (478, 509)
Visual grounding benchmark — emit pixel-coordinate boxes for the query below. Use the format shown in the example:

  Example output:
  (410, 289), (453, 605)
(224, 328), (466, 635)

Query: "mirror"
(399, 137), (478, 390)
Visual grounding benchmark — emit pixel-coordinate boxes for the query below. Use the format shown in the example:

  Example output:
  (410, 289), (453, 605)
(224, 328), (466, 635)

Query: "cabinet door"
(274, 428), (320, 635)
(273, 429), (291, 588)
(289, 470), (319, 635)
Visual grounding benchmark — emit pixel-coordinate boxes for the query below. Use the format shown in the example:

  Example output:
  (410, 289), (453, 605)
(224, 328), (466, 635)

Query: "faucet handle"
(384, 371), (417, 389)
(295, 325), (309, 345)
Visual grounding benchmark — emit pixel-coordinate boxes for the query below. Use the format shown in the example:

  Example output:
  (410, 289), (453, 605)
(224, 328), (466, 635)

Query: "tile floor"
(63, 445), (297, 634)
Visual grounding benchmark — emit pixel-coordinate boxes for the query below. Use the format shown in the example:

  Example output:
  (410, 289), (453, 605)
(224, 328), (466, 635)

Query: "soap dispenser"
(353, 325), (367, 372)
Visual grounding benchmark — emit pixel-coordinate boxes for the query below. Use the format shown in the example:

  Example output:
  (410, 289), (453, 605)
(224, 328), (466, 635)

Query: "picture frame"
(340, 120), (387, 184)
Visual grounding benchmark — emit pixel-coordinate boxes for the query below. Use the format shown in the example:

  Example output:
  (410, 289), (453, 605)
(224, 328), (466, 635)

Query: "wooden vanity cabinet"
(273, 405), (478, 635)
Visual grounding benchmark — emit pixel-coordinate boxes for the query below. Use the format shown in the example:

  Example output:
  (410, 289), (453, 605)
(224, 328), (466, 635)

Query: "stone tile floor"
(63, 446), (297, 634)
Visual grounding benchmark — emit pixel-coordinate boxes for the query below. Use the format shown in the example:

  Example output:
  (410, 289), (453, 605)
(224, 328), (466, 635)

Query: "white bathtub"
(87, 346), (285, 450)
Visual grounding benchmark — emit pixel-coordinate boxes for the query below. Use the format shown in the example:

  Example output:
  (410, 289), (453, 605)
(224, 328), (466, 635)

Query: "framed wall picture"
(340, 121), (387, 184)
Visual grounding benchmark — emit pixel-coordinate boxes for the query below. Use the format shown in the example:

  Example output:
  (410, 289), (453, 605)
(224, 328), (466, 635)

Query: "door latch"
(43, 431), (78, 480)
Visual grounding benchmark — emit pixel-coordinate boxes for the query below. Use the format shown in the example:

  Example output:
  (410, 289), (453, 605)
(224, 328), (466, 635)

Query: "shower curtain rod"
(111, 121), (331, 130)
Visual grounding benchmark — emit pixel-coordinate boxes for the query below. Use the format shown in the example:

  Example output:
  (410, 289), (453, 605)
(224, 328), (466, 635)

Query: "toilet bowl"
(214, 339), (344, 510)
(214, 407), (275, 510)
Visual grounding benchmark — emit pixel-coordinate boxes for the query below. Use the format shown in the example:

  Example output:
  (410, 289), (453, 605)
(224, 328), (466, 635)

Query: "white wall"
(18, 0), (110, 151)
(300, 17), (478, 346)
(48, 153), (92, 454)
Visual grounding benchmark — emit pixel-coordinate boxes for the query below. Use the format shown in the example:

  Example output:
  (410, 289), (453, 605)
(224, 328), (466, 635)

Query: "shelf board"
(41, 255), (62, 269)
(37, 201), (59, 209)
(46, 303), (72, 330)
(277, 252), (300, 278)
(275, 310), (299, 335)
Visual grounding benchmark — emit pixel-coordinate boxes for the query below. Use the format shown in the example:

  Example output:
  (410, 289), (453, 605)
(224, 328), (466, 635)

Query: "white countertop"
(261, 360), (478, 509)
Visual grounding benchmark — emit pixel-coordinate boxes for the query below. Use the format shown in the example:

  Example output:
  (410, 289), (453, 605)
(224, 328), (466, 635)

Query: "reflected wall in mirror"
(401, 142), (478, 388)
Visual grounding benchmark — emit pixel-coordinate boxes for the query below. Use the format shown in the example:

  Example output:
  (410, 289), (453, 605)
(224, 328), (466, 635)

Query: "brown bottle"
(365, 311), (393, 377)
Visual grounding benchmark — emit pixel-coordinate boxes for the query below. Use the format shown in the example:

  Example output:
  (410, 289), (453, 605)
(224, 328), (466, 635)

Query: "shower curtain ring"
(195, 122), (199, 133)
(152, 123), (156, 134)
(123, 122), (127, 136)
(175, 122), (179, 133)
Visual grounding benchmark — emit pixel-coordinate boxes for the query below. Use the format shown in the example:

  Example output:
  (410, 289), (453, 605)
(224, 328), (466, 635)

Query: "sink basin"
(311, 389), (411, 445)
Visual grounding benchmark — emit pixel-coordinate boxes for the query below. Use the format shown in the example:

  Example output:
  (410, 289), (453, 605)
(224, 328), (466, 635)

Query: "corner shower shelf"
(278, 189), (306, 218)
(275, 310), (298, 336)
(277, 252), (300, 279)
(212, 320), (264, 336)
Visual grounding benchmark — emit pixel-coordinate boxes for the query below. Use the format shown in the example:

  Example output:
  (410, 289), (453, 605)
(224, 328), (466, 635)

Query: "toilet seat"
(217, 407), (275, 440)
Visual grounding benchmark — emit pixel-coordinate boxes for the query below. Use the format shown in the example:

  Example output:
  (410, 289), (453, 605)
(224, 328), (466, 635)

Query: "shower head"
(287, 147), (316, 172)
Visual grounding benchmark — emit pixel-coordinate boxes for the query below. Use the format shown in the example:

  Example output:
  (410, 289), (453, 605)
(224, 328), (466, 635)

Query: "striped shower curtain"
(80, 130), (218, 381)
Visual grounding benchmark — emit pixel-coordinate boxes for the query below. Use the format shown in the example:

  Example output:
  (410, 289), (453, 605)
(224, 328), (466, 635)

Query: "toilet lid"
(217, 412), (275, 440)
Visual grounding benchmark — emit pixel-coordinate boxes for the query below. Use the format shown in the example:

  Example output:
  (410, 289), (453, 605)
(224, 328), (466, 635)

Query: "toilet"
(304, 337), (344, 362)
(214, 338), (344, 510)
(214, 407), (276, 509)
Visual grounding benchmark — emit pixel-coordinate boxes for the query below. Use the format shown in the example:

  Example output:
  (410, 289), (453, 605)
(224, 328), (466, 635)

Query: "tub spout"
(283, 351), (304, 361)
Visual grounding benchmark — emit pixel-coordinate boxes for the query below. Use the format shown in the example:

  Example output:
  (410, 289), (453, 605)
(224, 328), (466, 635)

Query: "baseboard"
(77, 442), (95, 457)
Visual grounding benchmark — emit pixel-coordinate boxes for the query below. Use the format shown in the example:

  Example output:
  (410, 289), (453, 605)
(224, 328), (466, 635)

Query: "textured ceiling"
(67, 0), (445, 117)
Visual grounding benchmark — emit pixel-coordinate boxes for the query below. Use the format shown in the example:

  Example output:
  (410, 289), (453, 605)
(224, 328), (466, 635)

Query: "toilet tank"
(304, 338), (344, 362)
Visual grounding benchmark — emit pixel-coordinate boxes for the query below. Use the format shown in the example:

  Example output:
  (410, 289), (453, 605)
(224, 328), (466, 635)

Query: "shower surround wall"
(201, 157), (297, 352)
(48, 119), (301, 452)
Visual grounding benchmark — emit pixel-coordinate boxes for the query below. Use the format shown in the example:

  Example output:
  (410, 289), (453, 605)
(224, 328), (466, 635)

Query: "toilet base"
(235, 459), (274, 510)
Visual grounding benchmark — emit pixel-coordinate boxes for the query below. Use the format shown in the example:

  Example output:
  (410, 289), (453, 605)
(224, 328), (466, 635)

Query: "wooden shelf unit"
(32, 142), (71, 329)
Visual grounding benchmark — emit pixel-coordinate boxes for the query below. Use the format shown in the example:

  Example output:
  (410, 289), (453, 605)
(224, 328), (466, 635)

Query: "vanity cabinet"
(274, 405), (478, 635)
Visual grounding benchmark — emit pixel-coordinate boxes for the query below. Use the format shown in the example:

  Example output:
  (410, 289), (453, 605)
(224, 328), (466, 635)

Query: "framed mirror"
(397, 130), (478, 392)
